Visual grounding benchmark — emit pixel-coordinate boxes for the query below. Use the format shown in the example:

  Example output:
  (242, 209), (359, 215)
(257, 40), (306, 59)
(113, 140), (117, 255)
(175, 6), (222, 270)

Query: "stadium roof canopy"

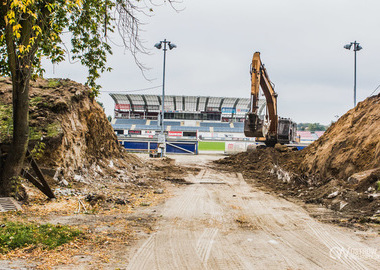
(110, 94), (266, 117)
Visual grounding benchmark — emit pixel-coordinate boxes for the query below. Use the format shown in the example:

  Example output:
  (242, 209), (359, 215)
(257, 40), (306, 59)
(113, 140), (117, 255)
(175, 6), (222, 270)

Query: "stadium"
(110, 93), (321, 154)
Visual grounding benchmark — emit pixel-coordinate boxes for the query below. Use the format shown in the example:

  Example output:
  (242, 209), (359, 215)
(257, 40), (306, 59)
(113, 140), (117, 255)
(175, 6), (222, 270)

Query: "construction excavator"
(244, 52), (297, 147)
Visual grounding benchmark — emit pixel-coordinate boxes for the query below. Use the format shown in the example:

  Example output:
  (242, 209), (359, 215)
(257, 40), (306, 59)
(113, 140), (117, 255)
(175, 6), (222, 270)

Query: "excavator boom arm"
(259, 65), (278, 135)
(245, 52), (278, 140)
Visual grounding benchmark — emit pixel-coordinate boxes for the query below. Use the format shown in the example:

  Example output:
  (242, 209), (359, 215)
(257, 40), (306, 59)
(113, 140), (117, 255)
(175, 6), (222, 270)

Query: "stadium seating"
(233, 122), (244, 128)
(165, 121), (182, 126)
(110, 94), (255, 138)
(200, 122), (231, 128)
(112, 124), (132, 130)
(213, 127), (238, 133)
(114, 119), (146, 125)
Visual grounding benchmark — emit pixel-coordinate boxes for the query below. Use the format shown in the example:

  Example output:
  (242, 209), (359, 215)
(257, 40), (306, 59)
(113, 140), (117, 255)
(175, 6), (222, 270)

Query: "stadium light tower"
(344, 41), (362, 107)
(154, 39), (177, 156)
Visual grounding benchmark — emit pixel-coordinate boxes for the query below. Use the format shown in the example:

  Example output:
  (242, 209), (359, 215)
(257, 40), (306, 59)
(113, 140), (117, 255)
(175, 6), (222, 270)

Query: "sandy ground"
(1, 154), (380, 269)
(127, 154), (380, 270)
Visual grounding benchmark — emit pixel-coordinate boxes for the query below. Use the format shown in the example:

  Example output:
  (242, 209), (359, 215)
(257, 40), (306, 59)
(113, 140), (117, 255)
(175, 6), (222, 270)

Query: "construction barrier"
(120, 138), (198, 155)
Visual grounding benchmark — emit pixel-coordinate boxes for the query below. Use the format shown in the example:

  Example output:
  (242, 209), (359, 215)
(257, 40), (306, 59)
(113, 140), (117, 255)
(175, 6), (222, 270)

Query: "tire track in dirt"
(126, 234), (155, 270)
(126, 156), (380, 269)
(228, 175), (379, 269)
(196, 228), (218, 265)
(127, 168), (225, 270)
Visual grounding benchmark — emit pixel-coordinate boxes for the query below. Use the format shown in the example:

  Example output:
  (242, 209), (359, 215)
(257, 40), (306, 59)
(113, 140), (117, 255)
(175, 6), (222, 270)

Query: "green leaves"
(68, 0), (115, 95)
(0, 1), (173, 96)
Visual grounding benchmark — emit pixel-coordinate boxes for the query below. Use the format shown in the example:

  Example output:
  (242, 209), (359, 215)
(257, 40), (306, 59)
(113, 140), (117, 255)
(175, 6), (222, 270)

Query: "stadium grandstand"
(110, 94), (267, 140)
(109, 93), (323, 154)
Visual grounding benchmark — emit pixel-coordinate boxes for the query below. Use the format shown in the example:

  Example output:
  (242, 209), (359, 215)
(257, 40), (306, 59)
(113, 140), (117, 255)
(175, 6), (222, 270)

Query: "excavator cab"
(277, 118), (297, 144)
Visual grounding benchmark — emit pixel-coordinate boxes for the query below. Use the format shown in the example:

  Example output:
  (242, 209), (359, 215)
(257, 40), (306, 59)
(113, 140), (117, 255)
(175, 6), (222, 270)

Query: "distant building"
(110, 94), (266, 122)
(296, 130), (325, 143)
(109, 94), (266, 141)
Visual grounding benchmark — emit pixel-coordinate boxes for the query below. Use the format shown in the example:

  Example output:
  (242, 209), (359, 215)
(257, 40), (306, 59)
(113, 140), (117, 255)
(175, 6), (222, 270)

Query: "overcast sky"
(43, 0), (380, 125)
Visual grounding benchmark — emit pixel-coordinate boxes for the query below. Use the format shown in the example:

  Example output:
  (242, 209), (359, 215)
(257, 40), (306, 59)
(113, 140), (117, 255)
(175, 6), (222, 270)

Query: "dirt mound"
(215, 94), (380, 219)
(0, 77), (141, 185)
(216, 147), (302, 182)
(301, 93), (380, 180)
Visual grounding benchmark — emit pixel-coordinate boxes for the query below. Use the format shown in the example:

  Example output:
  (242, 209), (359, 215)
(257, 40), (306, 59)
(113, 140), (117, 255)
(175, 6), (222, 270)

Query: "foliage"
(31, 141), (46, 160)
(0, 104), (12, 142)
(30, 96), (42, 105)
(0, 221), (82, 253)
(29, 125), (45, 141)
(47, 79), (61, 88)
(3, 118), (61, 141)
(46, 121), (61, 137)
(29, 122), (61, 140)
(297, 123), (327, 132)
(0, 0), (175, 95)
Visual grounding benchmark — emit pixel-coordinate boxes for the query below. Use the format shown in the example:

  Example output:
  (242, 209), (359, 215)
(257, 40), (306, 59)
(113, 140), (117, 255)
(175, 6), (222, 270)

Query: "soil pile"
(215, 94), (380, 218)
(0, 77), (192, 200)
(217, 146), (303, 182)
(301, 94), (380, 180)
(0, 77), (141, 188)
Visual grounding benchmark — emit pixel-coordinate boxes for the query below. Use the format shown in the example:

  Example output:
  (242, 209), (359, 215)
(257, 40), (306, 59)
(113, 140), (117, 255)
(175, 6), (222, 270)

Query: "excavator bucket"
(244, 113), (265, 137)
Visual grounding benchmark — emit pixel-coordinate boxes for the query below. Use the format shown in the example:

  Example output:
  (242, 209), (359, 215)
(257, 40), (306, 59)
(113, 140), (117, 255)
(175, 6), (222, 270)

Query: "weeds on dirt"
(0, 221), (82, 253)
(46, 121), (61, 137)
(0, 104), (12, 142)
(47, 79), (61, 88)
(30, 96), (43, 106)
(31, 142), (46, 160)
(29, 122), (61, 141)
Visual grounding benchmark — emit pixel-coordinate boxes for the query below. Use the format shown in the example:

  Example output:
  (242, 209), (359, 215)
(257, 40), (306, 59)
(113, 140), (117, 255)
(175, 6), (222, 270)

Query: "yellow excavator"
(244, 52), (297, 146)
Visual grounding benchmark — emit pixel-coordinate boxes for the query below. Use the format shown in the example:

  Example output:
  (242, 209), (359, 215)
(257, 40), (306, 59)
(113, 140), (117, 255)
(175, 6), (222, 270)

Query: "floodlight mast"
(154, 39), (176, 156)
(344, 41), (362, 107)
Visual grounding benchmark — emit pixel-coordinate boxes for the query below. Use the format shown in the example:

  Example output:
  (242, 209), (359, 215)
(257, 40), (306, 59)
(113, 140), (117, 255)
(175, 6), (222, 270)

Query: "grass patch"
(29, 126), (43, 141)
(30, 96), (43, 106)
(0, 104), (13, 142)
(30, 121), (61, 141)
(46, 121), (61, 137)
(47, 79), (61, 88)
(0, 221), (82, 253)
(198, 141), (225, 151)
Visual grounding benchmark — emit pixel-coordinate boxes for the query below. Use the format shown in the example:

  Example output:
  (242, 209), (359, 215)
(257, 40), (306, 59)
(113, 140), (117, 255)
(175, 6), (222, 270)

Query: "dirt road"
(127, 155), (380, 270)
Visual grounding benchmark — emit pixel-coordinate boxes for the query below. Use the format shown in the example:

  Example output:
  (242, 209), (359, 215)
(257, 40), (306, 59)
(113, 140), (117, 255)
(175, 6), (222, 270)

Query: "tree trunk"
(0, 70), (30, 196)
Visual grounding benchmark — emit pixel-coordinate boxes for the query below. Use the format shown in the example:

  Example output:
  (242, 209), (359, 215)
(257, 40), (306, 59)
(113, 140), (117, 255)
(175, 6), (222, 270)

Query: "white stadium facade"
(110, 94), (268, 140)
